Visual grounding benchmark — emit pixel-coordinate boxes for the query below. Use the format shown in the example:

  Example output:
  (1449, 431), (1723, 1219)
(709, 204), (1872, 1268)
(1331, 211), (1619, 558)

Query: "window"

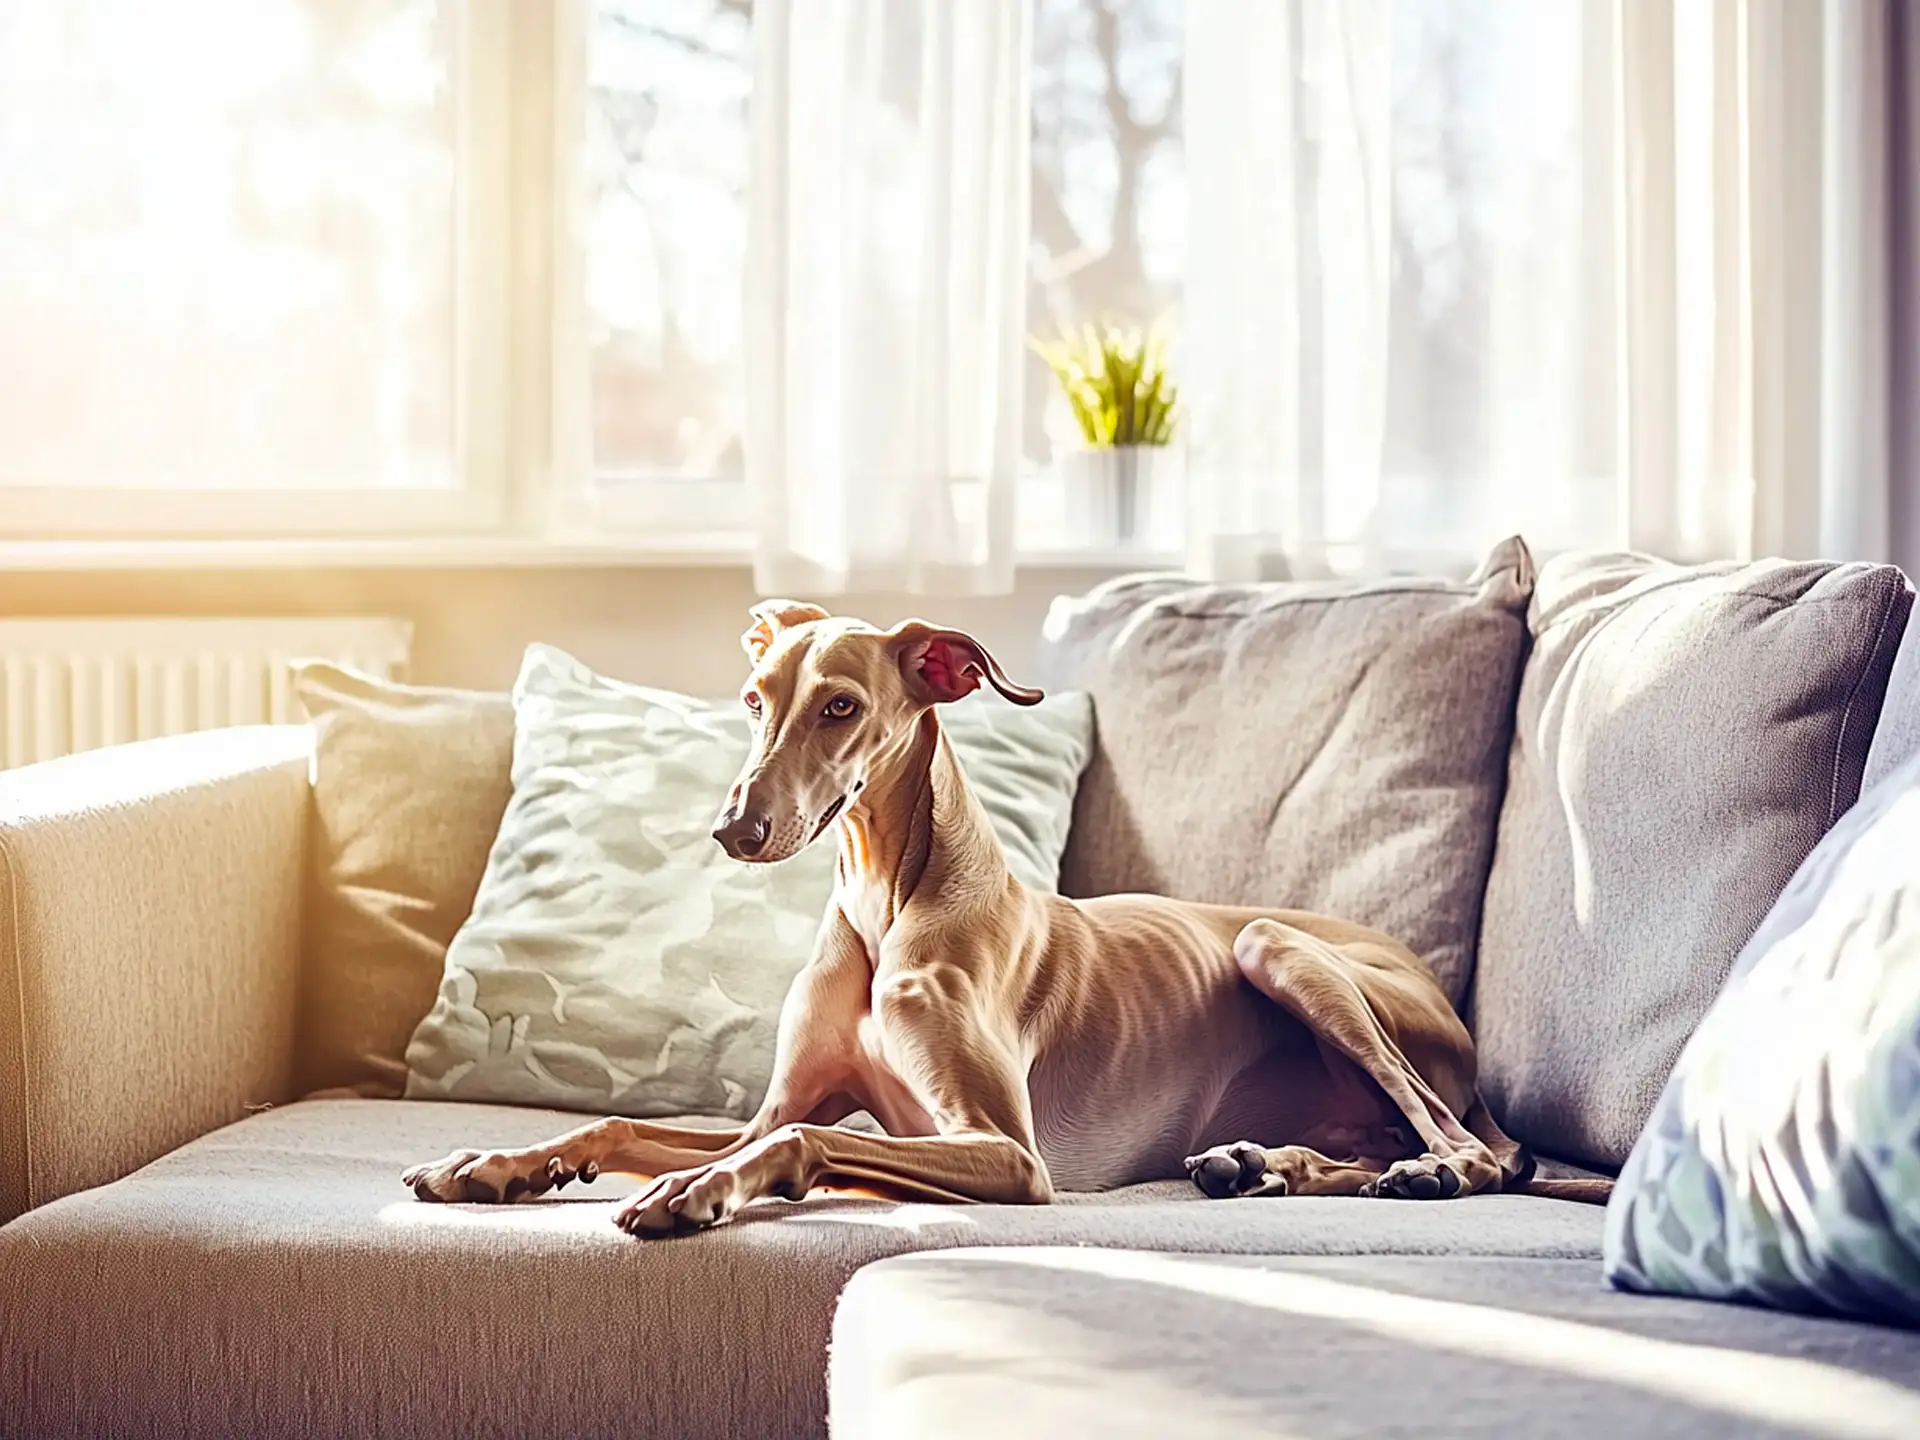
(0, 1), (1609, 567)
(563, 0), (753, 540)
(573, 0), (1186, 551)
(1, 2), (1845, 571)
(1026, 0), (1183, 470)
(584, 1), (750, 487)
(1024, 0), (1183, 550)
(0, 0), (1190, 553)
(0, 0), (512, 537)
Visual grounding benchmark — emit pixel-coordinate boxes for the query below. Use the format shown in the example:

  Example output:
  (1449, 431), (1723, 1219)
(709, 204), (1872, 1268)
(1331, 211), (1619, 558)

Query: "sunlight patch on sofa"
(785, 1202), (982, 1236)
(375, 1199), (628, 1234)
(835, 1267), (1284, 1440)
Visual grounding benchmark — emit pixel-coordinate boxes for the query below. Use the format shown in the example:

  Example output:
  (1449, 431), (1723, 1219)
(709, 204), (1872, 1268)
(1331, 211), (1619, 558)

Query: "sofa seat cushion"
(0, 1100), (1605, 1440)
(831, 1249), (1920, 1440)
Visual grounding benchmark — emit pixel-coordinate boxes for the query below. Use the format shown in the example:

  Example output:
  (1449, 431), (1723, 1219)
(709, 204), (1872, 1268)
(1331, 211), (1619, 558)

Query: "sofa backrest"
(1470, 552), (1913, 1171)
(1035, 537), (1534, 1010)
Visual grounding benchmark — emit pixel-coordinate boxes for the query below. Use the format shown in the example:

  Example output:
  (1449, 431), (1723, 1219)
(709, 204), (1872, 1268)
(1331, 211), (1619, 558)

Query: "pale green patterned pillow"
(1605, 747), (1920, 1324)
(404, 643), (1093, 1119)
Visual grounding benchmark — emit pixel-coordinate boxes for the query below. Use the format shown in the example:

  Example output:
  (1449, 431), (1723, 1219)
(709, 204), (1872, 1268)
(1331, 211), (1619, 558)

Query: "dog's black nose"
(713, 810), (771, 860)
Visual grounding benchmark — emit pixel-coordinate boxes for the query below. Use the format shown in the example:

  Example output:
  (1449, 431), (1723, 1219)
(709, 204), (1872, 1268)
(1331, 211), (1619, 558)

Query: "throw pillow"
(1034, 535), (1536, 1009)
(1472, 552), (1912, 1170)
(291, 662), (516, 1098)
(403, 643), (1095, 1119)
(1604, 746), (1920, 1324)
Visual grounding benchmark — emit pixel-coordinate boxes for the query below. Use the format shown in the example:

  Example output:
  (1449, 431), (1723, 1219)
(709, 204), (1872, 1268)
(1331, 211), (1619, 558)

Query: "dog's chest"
(837, 867), (902, 971)
(838, 877), (895, 961)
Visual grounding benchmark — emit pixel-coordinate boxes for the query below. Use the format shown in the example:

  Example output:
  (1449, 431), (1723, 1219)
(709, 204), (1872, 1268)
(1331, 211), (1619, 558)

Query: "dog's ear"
(890, 622), (1044, 707)
(742, 599), (830, 663)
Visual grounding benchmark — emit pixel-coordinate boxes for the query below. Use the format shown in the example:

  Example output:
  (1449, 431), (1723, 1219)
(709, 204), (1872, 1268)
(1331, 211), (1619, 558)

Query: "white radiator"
(0, 617), (413, 768)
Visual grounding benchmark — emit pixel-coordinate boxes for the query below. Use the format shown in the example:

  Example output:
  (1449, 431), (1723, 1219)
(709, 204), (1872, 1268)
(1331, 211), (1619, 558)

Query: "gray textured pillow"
(404, 644), (1094, 1119)
(1472, 552), (1912, 1171)
(1035, 537), (1535, 1009)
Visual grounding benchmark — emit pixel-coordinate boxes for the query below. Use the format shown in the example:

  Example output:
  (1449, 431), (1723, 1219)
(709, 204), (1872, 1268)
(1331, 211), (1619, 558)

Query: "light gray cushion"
(404, 643), (1094, 1120)
(0, 1099), (1607, 1440)
(1473, 553), (1912, 1171)
(831, 1248), (1920, 1440)
(1606, 745), (1920, 1323)
(1036, 536), (1535, 1008)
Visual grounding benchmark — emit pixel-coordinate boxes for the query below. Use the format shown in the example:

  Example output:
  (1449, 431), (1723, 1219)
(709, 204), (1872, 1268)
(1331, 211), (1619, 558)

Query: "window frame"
(0, 0), (517, 540)
(539, 0), (754, 549)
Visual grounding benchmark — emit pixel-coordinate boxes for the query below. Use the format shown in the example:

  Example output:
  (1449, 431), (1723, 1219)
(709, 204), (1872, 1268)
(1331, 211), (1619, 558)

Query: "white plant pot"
(1059, 445), (1182, 548)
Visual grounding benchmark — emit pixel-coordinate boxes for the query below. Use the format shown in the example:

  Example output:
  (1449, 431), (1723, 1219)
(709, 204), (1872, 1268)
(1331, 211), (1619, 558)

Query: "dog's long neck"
(832, 710), (1007, 959)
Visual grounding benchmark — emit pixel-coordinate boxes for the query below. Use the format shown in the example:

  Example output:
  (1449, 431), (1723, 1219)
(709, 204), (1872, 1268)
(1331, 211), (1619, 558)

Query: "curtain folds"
(1183, 0), (1918, 578)
(744, 0), (1031, 596)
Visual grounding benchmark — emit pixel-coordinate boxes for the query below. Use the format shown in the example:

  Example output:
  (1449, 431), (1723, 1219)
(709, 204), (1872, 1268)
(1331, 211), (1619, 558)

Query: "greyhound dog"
(404, 600), (1597, 1233)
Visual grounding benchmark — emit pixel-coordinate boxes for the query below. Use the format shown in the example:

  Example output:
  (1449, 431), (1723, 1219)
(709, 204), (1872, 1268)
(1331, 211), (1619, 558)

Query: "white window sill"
(0, 534), (1180, 573)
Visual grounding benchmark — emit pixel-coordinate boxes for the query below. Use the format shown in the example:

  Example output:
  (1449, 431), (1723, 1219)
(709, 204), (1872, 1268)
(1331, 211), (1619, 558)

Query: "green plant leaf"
(1030, 314), (1179, 448)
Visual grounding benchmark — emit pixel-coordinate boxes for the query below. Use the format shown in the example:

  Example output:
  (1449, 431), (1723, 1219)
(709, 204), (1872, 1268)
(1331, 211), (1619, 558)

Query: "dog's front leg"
(613, 1122), (1049, 1234)
(406, 911), (874, 1204)
(402, 1116), (751, 1203)
(615, 964), (1051, 1235)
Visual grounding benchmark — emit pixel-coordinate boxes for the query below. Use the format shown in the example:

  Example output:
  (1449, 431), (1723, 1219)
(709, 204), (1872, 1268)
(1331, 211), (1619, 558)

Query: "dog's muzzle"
(810, 794), (848, 842)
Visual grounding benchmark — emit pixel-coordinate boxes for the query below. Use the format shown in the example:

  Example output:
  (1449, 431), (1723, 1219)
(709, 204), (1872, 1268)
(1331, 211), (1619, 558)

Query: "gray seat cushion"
(1472, 552), (1911, 1170)
(0, 1099), (1604, 1440)
(1036, 537), (1534, 1007)
(831, 1248), (1920, 1439)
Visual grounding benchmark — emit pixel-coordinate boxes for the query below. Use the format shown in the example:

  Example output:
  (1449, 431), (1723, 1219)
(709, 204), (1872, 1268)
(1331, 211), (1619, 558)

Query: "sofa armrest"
(0, 726), (311, 1223)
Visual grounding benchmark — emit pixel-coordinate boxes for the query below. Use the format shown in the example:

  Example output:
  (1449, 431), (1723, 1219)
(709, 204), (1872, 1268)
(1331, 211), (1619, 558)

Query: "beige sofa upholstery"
(0, 727), (309, 1223)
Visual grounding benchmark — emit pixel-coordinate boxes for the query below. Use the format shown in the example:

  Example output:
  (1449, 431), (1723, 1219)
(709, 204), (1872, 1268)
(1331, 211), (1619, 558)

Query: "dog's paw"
(613, 1165), (741, 1238)
(1359, 1154), (1463, 1200)
(1184, 1142), (1281, 1199)
(402, 1148), (599, 1204)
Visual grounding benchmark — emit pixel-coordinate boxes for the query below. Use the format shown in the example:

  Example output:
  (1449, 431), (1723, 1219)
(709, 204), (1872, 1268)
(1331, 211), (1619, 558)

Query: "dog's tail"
(1505, 1143), (1615, 1206)
(1480, 1106), (1615, 1206)
(1514, 1176), (1614, 1205)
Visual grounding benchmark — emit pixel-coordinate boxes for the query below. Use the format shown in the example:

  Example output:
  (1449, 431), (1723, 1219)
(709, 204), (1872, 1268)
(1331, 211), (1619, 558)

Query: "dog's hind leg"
(1191, 918), (1505, 1201)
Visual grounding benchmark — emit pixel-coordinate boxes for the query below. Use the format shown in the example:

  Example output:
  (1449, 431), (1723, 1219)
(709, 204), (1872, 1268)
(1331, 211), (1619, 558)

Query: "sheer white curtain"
(745, 0), (1030, 595)
(1184, 0), (1905, 579)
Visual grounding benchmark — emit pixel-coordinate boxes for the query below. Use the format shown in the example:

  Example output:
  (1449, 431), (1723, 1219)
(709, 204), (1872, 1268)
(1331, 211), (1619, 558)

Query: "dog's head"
(710, 599), (1043, 863)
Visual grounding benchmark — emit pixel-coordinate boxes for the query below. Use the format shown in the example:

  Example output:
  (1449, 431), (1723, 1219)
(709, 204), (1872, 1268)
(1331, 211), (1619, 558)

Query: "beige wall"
(0, 565), (1118, 695)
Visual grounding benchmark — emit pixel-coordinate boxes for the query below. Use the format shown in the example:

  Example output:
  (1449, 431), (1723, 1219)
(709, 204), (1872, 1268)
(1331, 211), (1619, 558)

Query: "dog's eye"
(742, 692), (763, 715)
(823, 695), (859, 721)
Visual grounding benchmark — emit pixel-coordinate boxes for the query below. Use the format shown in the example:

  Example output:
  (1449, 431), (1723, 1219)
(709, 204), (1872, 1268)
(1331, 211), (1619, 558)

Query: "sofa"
(5, 549), (1920, 1439)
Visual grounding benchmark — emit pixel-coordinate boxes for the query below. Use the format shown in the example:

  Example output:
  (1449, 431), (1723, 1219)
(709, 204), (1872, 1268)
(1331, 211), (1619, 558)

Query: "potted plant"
(1031, 320), (1181, 545)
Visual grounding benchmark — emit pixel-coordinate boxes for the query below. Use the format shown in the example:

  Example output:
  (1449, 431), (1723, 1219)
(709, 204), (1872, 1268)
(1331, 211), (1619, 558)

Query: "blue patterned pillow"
(1604, 749), (1920, 1323)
